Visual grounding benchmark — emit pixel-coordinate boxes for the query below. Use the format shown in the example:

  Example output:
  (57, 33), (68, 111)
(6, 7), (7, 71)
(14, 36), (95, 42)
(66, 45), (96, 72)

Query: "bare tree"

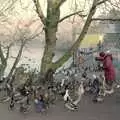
(7, 20), (41, 82)
(0, 0), (19, 22)
(91, 0), (120, 21)
(0, 0), (20, 79)
(32, 0), (109, 76)
(0, 18), (41, 81)
(32, 0), (87, 75)
(0, 41), (13, 79)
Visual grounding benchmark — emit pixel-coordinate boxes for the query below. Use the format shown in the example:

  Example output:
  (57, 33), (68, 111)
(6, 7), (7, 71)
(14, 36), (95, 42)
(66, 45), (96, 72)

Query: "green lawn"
(80, 34), (104, 48)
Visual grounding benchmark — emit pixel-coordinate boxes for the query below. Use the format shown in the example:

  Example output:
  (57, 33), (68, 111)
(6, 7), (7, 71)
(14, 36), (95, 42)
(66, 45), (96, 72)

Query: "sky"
(1, 0), (119, 22)
(0, 0), (115, 24)
(1, 0), (92, 20)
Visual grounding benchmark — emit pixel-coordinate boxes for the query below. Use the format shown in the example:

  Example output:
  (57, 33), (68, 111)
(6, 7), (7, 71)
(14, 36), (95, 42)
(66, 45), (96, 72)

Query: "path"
(0, 89), (120, 120)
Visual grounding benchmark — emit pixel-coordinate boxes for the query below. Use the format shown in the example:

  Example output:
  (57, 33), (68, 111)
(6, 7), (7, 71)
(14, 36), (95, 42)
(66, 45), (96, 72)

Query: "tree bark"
(40, 28), (57, 74)
(32, 0), (110, 83)
(0, 44), (7, 79)
(40, 1), (60, 75)
(0, 64), (6, 79)
(33, 0), (85, 76)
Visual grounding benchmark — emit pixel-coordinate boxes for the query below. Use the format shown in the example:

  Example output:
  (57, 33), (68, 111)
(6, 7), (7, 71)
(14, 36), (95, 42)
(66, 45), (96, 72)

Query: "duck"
(73, 82), (84, 106)
(64, 89), (78, 111)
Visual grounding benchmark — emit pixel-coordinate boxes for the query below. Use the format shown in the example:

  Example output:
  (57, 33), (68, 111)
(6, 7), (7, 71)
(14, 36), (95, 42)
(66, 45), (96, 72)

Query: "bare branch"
(23, 28), (43, 45)
(0, 43), (6, 65)
(24, 32), (40, 44)
(5, 46), (10, 61)
(32, 0), (46, 25)
(53, 0), (97, 69)
(59, 10), (86, 23)
(95, 0), (109, 6)
(7, 41), (25, 79)
(4, 0), (17, 12)
(5, 42), (14, 61)
(108, 0), (120, 9)
(0, 0), (17, 16)
(10, 56), (16, 59)
(92, 18), (120, 21)
(55, 0), (67, 8)
(7, 27), (42, 79)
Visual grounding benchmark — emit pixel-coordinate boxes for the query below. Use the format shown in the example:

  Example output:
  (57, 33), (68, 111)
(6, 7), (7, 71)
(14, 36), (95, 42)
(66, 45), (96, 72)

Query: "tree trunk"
(40, 1), (60, 75)
(40, 28), (57, 74)
(0, 44), (7, 79)
(0, 64), (6, 79)
(7, 43), (24, 81)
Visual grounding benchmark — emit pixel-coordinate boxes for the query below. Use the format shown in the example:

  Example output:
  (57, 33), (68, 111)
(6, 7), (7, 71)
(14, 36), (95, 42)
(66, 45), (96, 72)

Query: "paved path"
(0, 89), (120, 120)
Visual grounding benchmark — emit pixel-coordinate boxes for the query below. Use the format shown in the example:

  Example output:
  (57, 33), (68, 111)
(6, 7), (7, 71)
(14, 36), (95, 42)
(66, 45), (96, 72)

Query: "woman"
(95, 51), (116, 93)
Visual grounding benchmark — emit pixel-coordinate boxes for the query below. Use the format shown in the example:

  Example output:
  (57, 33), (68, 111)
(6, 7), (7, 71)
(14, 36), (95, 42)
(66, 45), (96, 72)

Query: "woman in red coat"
(96, 52), (116, 91)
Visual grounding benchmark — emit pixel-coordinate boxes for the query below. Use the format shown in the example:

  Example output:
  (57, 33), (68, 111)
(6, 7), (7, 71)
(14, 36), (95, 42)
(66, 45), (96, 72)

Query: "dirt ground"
(0, 88), (120, 120)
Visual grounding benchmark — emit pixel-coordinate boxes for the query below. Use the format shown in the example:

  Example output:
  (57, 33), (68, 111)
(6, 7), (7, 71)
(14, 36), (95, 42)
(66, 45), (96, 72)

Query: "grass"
(80, 34), (104, 48)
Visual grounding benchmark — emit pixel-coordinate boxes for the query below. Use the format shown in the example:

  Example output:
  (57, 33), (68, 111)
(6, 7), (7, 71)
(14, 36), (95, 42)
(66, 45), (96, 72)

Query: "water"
(4, 46), (66, 76)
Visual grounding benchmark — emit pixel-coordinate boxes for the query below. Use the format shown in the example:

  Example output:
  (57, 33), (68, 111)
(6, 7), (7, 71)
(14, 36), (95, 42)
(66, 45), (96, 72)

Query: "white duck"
(73, 81), (84, 105)
(64, 89), (77, 111)
(64, 89), (72, 102)
(61, 79), (65, 87)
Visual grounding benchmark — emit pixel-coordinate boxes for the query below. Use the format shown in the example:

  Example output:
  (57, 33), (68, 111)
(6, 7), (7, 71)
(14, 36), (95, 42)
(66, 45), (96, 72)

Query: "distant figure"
(34, 95), (45, 113)
(95, 51), (116, 93)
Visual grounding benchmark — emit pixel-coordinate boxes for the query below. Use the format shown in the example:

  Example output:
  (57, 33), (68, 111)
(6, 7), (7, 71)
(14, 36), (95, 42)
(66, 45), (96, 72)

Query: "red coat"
(96, 54), (116, 81)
